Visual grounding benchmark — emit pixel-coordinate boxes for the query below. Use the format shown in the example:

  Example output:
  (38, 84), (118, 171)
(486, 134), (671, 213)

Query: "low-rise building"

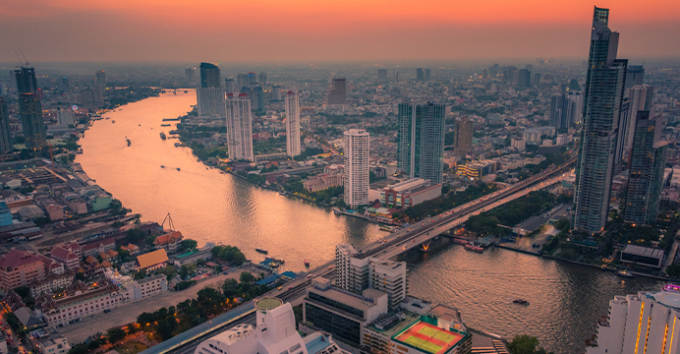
(29, 272), (74, 297)
(303, 174), (344, 193)
(81, 238), (116, 258)
(620, 245), (664, 269)
(153, 231), (183, 254)
(0, 202), (12, 227)
(128, 274), (167, 300)
(379, 179), (441, 209)
(38, 336), (70, 354)
(0, 250), (46, 289)
(136, 249), (169, 271)
(50, 247), (80, 271)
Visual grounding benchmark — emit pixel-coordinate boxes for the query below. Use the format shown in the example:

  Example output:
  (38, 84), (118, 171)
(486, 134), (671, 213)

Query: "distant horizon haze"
(1, 0), (679, 62)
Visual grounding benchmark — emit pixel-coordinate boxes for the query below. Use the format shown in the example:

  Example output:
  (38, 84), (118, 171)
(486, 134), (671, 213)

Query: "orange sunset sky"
(1, 0), (679, 62)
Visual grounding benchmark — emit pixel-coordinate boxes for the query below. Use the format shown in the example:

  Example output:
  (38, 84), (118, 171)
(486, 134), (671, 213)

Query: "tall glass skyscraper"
(397, 102), (445, 184)
(624, 111), (666, 226)
(197, 63), (225, 119)
(573, 7), (628, 234)
(0, 97), (13, 154)
(15, 67), (47, 152)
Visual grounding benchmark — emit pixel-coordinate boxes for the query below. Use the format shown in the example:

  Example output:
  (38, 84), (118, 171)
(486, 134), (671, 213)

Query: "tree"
(126, 323), (138, 335)
(222, 279), (239, 298)
(667, 264), (680, 278)
(13, 286), (29, 298)
(67, 344), (89, 354)
(75, 272), (87, 281)
(111, 220), (124, 230)
(239, 271), (255, 283)
(109, 199), (130, 217)
(126, 228), (147, 243)
(181, 239), (198, 251)
(508, 335), (553, 354)
(107, 327), (126, 344)
(134, 268), (147, 280)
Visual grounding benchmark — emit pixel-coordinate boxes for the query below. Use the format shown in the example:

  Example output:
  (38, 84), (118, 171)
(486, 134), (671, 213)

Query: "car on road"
(278, 287), (283, 290)
(288, 286), (293, 290)
(307, 274), (312, 278)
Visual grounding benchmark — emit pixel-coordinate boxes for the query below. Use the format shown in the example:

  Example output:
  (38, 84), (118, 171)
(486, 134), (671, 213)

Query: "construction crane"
(161, 212), (176, 232)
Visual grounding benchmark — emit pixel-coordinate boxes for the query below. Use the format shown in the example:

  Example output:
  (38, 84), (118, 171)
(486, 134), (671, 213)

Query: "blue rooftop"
(305, 334), (334, 354)
(256, 274), (280, 286)
(280, 271), (297, 279)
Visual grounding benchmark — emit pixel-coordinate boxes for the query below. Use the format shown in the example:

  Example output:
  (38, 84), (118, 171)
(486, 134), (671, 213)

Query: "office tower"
(0, 97), (12, 154)
(568, 79), (581, 92)
(424, 68), (431, 82)
(80, 88), (94, 106)
(567, 91), (584, 125)
(95, 70), (106, 87)
(377, 69), (388, 81)
(225, 93), (253, 161)
(532, 73), (542, 87)
(236, 73), (248, 91)
(395, 72), (399, 83)
(92, 84), (104, 106)
(284, 91), (301, 157)
(585, 288), (680, 354)
(327, 77), (347, 106)
(247, 72), (257, 86)
(489, 64), (499, 78)
(482, 69), (488, 78)
(525, 64), (533, 72)
(249, 86), (264, 112)
(573, 7), (628, 234)
(60, 77), (70, 92)
(624, 111), (666, 226)
(518, 68), (531, 88)
(271, 85), (282, 101)
(615, 85), (654, 169)
(185, 67), (195, 81)
(343, 129), (370, 208)
(224, 78), (235, 94)
(549, 93), (574, 130)
(397, 102), (445, 184)
(624, 65), (644, 91)
(15, 67), (47, 152)
(416, 68), (424, 82)
(257, 72), (267, 86)
(502, 66), (519, 85)
(196, 63), (226, 119)
(454, 116), (474, 157)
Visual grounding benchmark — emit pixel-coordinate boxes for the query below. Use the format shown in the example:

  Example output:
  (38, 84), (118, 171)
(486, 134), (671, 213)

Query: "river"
(77, 90), (662, 353)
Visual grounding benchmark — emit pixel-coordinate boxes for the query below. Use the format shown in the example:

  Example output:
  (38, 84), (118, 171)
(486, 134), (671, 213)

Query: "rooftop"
(309, 283), (383, 313)
(137, 249), (169, 269)
(368, 310), (421, 337)
(393, 319), (467, 354)
(621, 245), (664, 259)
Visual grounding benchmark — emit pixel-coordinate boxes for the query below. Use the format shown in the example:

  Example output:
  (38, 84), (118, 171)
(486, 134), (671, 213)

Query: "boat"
(279, 191), (285, 195)
(162, 118), (181, 121)
(256, 248), (268, 254)
(112, 120), (115, 123)
(161, 165), (165, 168)
(273, 257), (285, 264)
(304, 259), (310, 267)
(126, 139), (131, 147)
(160, 132), (166, 140)
(513, 299), (529, 305)
(139, 124), (141, 126)
(105, 117), (110, 120)
(379, 225), (396, 232)
(332, 208), (343, 215)
(616, 270), (635, 278)
(176, 168), (180, 171)
(453, 238), (469, 245)
(184, 90), (188, 93)
(464, 244), (484, 253)
(161, 124), (171, 127)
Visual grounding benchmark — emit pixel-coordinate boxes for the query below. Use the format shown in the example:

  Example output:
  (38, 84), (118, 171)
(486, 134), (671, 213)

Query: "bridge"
(147, 154), (576, 354)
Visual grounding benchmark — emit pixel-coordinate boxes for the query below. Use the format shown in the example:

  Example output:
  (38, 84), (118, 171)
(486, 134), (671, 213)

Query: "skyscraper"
(518, 68), (531, 88)
(343, 129), (370, 208)
(224, 78), (235, 95)
(185, 68), (195, 81)
(397, 102), (445, 184)
(454, 117), (473, 157)
(377, 69), (388, 81)
(416, 68), (424, 82)
(0, 97), (13, 154)
(249, 86), (264, 112)
(284, 91), (301, 157)
(15, 67), (47, 152)
(247, 72), (257, 86)
(567, 91), (584, 126)
(624, 65), (644, 91)
(225, 93), (253, 161)
(573, 7), (628, 234)
(616, 85), (654, 167)
(197, 63), (226, 119)
(327, 77), (347, 107)
(60, 77), (70, 92)
(95, 70), (106, 87)
(257, 72), (267, 86)
(549, 93), (574, 130)
(424, 68), (431, 82)
(624, 111), (666, 226)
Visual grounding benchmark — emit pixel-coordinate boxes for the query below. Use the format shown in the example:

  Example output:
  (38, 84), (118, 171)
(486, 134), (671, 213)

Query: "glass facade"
(396, 102), (445, 184)
(305, 302), (362, 347)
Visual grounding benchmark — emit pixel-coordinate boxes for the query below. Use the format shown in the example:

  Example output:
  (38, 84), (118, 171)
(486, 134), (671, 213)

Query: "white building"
(226, 93), (254, 161)
(379, 178), (442, 209)
(343, 129), (370, 208)
(587, 287), (680, 354)
(335, 244), (358, 291)
(568, 91), (584, 125)
(198, 87), (226, 119)
(195, 297), (348, 354)
(285, 91), (301, 157)
(511, 137), (526, 152)
(39, 336), (70, 354)
(56, 108), (75, 126)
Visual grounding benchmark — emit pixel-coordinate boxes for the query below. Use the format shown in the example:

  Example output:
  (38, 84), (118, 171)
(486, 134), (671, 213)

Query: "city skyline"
(2, 1), (680, 62)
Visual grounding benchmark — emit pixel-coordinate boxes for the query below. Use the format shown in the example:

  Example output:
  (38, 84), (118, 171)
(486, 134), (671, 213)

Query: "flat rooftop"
(308, 285), (380, 313)
(622, 245), (664, 259)
(393, 320), (466, 354)
(368, 310), (421, 337)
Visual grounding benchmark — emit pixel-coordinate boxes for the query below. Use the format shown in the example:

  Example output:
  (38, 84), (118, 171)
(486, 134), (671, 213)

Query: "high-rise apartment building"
(95, 70), (106, 87)
(518, 68), (531, 88)
(284, 91), (301, 157)
(624, 65), (644, 91)
(185, 67), (195, 81)
(624, 111), (666, 226)
(567, 91), (584, 125)
(424, 68), (431, 82)
(271, 86), (283, 101)
(236, 73), (248, 91)
(377, 69), (388, 81)
(549, 93), (574, 130)
(60, 77), (70, 92)
(586, 287), (680, 354)
(397, 102), (445, 184)
(343, 129), (369, 208)
(249, 86), (264, 112)
(0, 97), (12, 154)
(335, 244), (357, 291)
(327, 77), (347, 107)
(573, 7), (628, 234)
(15, 67), (47, 152)
(226, 93), (253, 161)
(197, 63), (226, 119)
(616, 85), (654, 168)
(257, 72), (267, 86)
(247, 72), (257, 86)
(454, 117), (473, 157)
(224, 78), (235, 94)
(416, 68), (424, 82)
